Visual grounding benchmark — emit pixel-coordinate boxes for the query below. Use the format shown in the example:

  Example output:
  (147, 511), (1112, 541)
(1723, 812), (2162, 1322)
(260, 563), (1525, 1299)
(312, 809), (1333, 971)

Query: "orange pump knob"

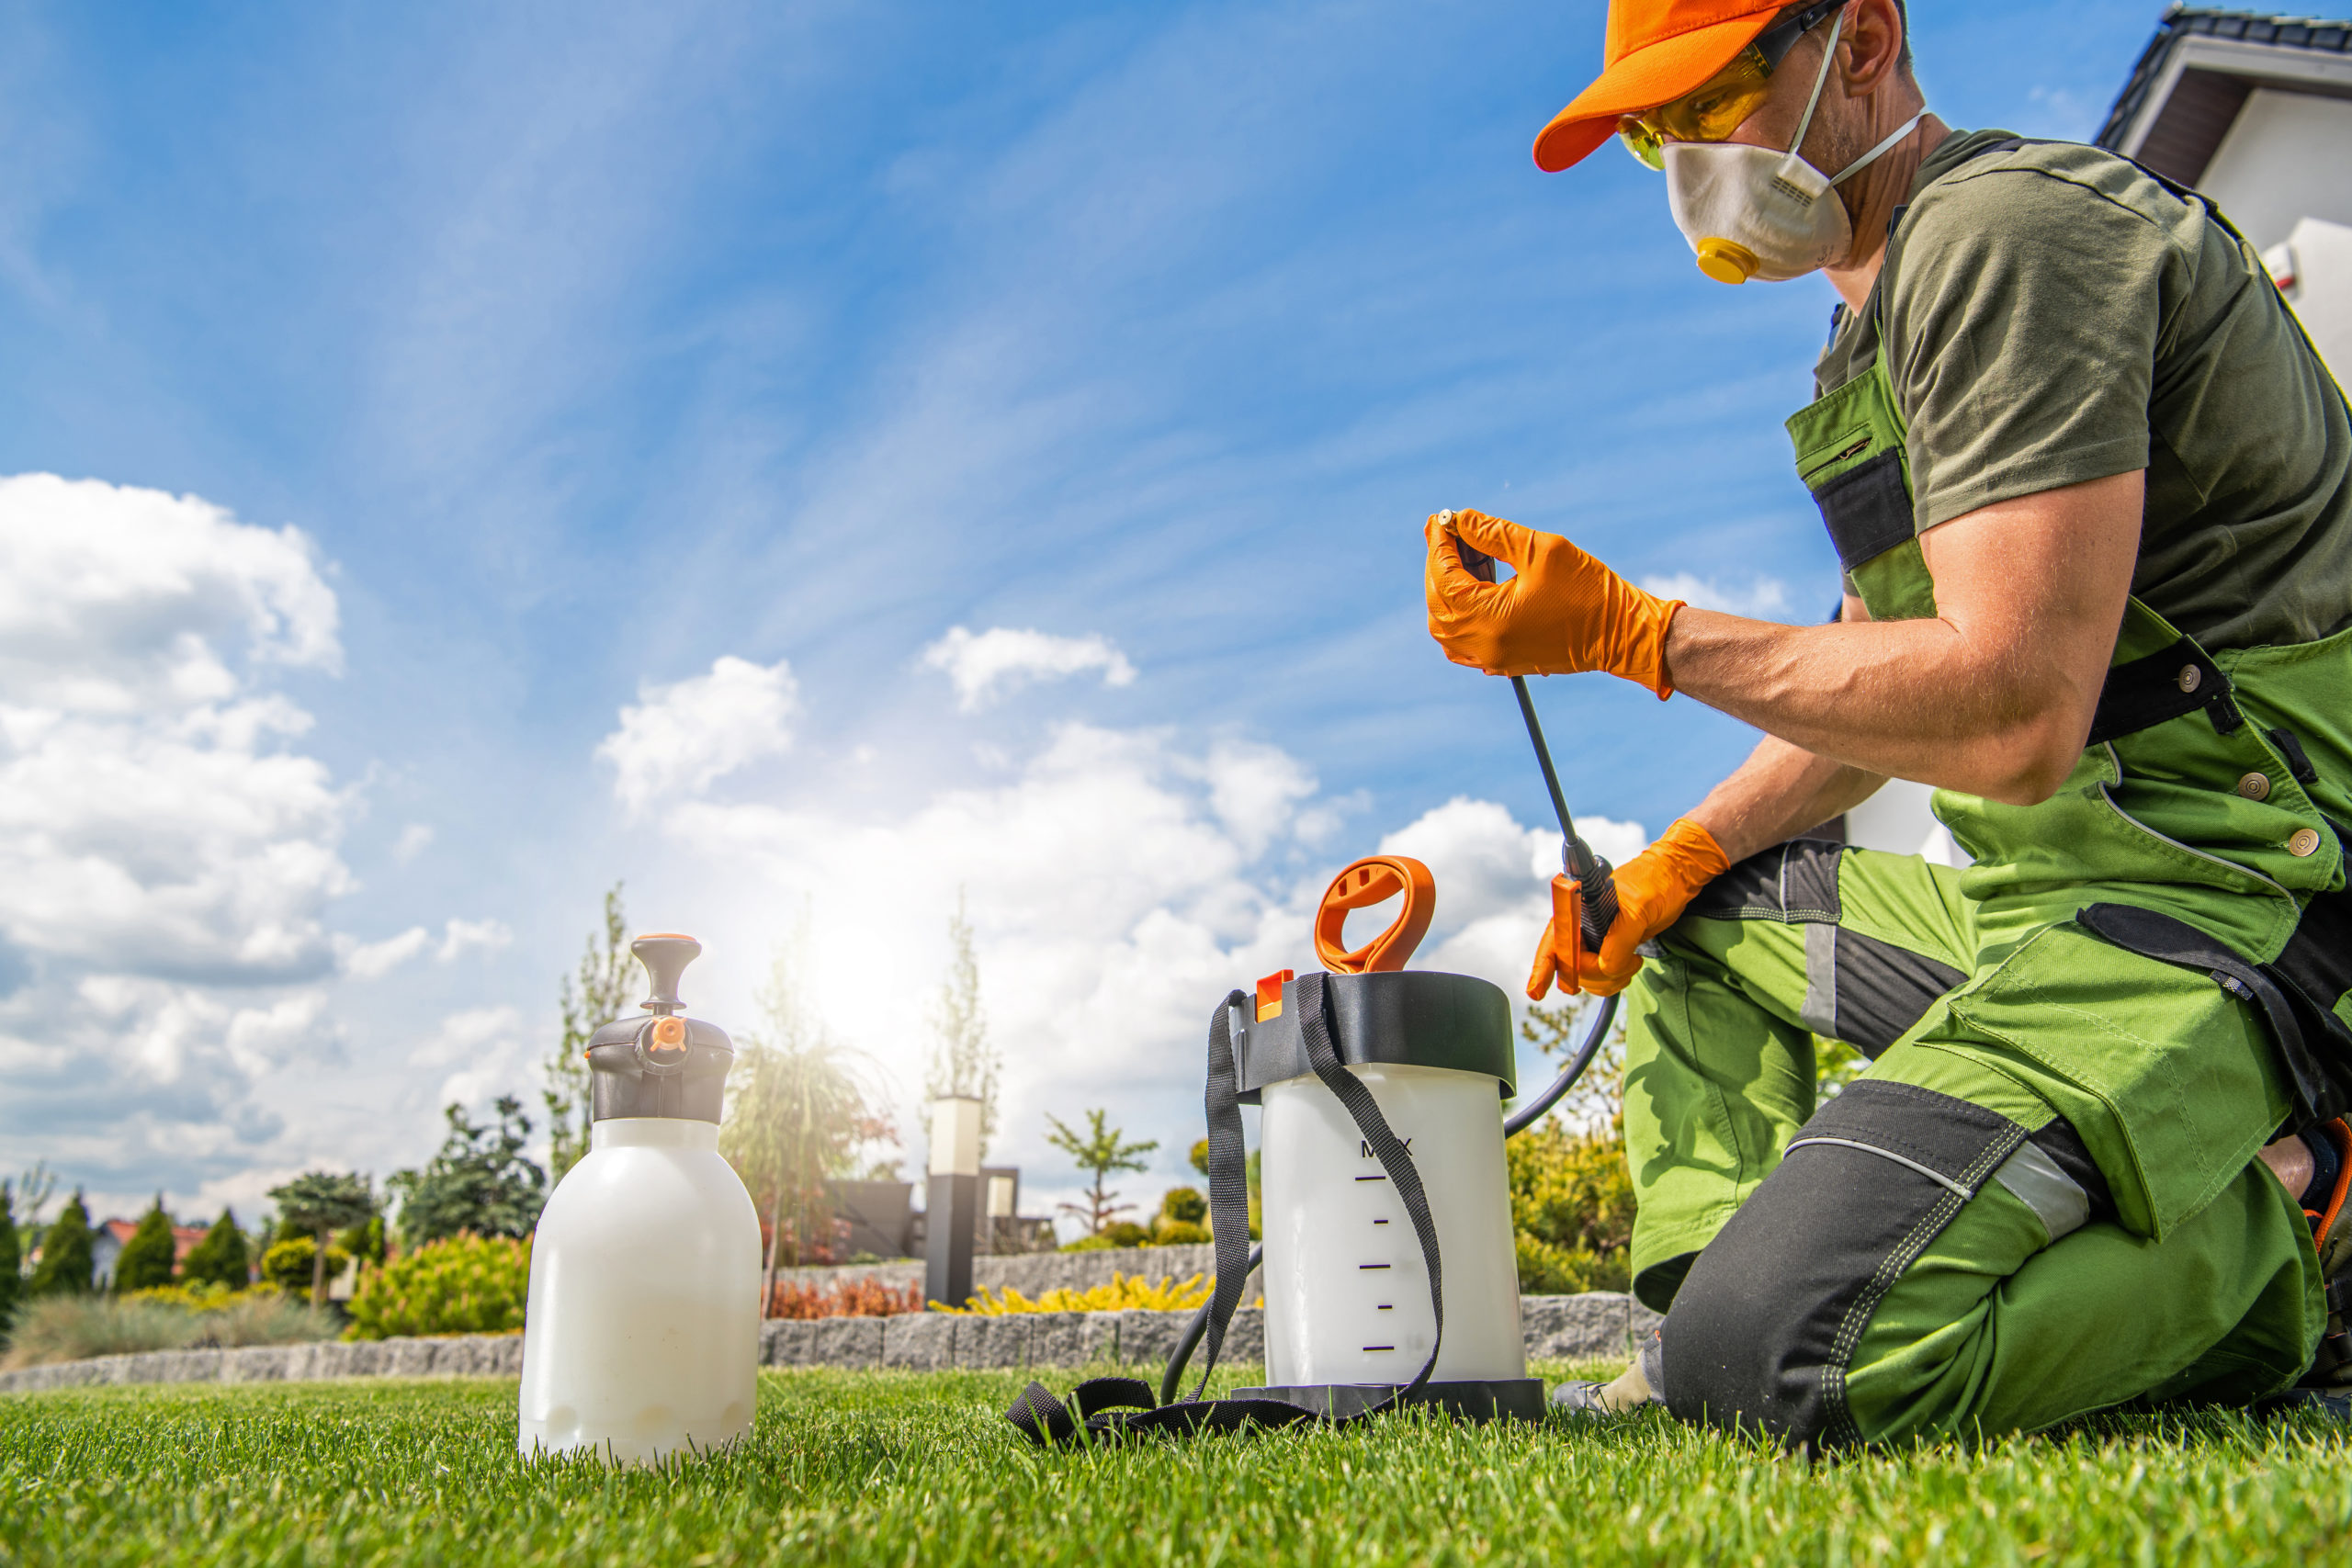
(1313, 856), (1436, 975)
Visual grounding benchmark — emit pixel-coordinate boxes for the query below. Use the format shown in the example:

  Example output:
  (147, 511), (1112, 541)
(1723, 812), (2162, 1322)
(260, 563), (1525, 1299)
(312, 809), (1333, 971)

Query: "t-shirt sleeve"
(1887, 167), (2179, 533)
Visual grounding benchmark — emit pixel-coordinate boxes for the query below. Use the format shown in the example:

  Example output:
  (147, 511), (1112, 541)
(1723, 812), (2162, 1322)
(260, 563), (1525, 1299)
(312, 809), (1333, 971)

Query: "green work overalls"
(1623, 152), (2352, 1449)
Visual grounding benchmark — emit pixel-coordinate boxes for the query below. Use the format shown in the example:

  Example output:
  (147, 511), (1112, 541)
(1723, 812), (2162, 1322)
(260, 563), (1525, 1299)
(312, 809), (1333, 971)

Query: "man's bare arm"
(1662, 471), (2143, 807)
(1687, 738), (1888, 866)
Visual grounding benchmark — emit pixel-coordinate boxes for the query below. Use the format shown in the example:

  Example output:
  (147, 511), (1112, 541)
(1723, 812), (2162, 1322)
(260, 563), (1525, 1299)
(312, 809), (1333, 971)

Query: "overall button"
(2289, 828), (2323, 858)
(2177, 664), (2202, 694)
(2237, 772), (2272, 802)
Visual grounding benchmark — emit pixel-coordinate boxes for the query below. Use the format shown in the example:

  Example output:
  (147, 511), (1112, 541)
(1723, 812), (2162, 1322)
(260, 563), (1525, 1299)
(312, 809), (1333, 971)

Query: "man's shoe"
(1550, 1380), (1615, 1416)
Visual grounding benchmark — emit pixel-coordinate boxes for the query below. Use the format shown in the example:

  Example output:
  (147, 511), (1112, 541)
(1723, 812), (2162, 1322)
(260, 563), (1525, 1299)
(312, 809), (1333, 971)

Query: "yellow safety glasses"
(1616, 0), (1844, 170)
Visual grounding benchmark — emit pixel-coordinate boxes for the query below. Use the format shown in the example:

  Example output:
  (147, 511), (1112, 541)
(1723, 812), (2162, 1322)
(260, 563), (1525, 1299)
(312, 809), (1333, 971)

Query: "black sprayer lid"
(584, 935), (736, 1124)
(1235, 970), (1515, 1103)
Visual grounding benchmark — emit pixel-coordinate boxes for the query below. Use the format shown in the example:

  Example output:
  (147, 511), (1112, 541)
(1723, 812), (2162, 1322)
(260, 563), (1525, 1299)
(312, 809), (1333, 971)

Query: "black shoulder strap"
(1008, 971), (1449, 1447)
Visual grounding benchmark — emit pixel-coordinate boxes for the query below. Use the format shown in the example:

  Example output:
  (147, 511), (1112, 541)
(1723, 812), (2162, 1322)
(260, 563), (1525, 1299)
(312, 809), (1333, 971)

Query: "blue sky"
(0, 0), (2174, 1230)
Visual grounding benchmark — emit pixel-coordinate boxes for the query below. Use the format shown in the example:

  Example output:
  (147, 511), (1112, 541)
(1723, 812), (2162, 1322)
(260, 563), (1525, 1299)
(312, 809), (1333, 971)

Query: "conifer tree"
(28, 1190), (94, 1296)
(924, 892), (1001, 1156)
(543, 885), (633, 1184)
(178, 1208), (252, 1291)
(112, 1195), (178, 1292)
(0, 1183), (21, 1337)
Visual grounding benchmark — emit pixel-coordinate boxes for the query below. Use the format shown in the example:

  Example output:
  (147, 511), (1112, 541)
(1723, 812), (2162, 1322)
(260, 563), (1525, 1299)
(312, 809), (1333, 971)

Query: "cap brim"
(1532, 10), (1781, 173)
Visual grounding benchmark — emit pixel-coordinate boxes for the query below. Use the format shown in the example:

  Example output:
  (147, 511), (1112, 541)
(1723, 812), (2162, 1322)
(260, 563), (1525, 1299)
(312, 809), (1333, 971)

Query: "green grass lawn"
(3, 1361), (2348, 1566)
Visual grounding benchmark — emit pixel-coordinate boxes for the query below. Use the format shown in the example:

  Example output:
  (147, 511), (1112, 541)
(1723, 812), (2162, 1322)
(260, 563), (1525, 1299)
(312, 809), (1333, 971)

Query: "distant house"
(2094, 7), (2352, 373)
(89, 1218), (212, 1290)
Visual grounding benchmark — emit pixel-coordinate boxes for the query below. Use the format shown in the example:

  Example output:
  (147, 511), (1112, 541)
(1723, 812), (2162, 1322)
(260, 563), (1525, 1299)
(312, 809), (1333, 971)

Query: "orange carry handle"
(1313, 855), (1436, 975)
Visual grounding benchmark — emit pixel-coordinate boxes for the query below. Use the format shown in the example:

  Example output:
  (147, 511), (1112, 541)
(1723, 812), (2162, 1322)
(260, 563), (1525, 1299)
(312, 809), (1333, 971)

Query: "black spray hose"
(1156, 990), (1620, 1405)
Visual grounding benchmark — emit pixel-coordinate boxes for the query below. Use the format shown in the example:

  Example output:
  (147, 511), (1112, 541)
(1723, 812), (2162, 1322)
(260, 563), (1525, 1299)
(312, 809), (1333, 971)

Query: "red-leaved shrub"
(766, 1276), (926, 1319)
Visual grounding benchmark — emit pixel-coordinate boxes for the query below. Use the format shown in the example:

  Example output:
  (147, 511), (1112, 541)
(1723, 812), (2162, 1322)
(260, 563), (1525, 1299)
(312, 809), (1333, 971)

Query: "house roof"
(95, 1218), (216, 1258)
(2095, 8), (2352, 182)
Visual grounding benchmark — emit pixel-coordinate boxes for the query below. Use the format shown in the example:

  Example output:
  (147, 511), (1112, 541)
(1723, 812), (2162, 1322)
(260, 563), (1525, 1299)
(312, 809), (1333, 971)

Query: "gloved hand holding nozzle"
(1428, 508), (1727, 998)
(1422, 508), (1686, 697)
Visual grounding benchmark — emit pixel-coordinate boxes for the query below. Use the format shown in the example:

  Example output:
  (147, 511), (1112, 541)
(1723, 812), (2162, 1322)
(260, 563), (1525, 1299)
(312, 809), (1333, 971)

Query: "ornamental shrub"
(1508, 1118), (1634, 1295)
(345, 1233), (530, 1340)
(1158, 1187), (1208, 1224)
(938, 1271), (1222, 1315)
(260, 1237), (351, 1296)
(765, 1277), (924, 1319)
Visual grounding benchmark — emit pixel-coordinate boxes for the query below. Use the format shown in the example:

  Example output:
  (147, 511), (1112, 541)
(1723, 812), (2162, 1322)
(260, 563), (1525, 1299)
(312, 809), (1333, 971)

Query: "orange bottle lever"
(1313, 855), (1436, 975)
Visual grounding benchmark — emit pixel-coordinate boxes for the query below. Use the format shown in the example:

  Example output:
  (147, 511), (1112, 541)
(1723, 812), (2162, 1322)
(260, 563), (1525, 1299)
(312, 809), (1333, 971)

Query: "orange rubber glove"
(1527, 818), (1730, 998)
(1424, 509), (1684, 697)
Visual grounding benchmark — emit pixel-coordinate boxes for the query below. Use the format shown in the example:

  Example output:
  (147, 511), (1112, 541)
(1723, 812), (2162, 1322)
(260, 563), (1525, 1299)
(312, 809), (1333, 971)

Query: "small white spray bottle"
(518, 933), (762, 1464)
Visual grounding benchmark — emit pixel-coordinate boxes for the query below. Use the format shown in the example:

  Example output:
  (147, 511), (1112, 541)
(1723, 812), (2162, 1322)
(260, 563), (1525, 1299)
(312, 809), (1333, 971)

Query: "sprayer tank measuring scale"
(517, 934), (763, 1465)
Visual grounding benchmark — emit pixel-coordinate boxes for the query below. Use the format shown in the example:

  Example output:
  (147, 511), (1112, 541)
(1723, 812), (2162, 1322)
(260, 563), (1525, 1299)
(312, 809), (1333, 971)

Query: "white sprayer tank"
(517, 935), (762, 1465)
(1233, 967), (1536, 1416)
(1260, 1061), (1524, 1387)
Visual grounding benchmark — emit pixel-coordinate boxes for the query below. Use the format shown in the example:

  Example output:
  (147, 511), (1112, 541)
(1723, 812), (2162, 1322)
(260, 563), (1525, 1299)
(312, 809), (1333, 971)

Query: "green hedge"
(345, 1233), (530, 1340)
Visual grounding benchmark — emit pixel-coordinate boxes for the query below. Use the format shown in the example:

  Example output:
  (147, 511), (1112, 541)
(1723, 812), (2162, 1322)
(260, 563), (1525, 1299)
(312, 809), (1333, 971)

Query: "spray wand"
(1452, 525), (1620, 962)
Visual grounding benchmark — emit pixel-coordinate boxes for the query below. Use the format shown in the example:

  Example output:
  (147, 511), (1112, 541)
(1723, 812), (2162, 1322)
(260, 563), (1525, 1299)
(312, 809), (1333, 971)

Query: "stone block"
(1521, 1292), (1634, 1360)
(1216, 1306), (1264, 1372)
(882, 1313), (956, 1371)
(1025, 1313), (1089, 1368)
(224, 1347), (296, 1383)
(762, 1320), (812, 1367)
(1113, 1310), (1180, 1370)
(808, 1315), (884, 1368)
(952, 1314), (1030, 1369)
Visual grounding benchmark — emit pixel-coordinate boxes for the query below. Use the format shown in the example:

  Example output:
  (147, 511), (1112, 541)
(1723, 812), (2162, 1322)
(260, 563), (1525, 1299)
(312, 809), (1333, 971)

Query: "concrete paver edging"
(0, 1292), (1660, 1395)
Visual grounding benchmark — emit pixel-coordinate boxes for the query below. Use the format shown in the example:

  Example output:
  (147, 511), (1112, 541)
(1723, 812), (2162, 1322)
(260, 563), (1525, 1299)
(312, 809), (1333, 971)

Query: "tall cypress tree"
(178, 1208), (251, 1290)
(0, 1183), (22, 1337)
(29, 1190), (94, 1296)
(113, 1195), (178, 1293)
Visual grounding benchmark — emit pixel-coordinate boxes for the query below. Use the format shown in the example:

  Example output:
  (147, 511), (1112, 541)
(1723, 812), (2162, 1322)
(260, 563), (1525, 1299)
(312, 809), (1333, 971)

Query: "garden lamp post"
(925, 1096), (982, 1310)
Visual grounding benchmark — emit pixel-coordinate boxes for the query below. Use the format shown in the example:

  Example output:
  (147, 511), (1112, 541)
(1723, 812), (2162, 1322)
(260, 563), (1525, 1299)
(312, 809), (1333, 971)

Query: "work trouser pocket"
(1942, 922), (2289, 1241)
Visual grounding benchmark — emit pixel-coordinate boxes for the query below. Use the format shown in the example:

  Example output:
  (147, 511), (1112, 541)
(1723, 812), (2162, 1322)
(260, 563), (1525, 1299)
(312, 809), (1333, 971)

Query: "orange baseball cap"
(1532, 0), (1788, 173)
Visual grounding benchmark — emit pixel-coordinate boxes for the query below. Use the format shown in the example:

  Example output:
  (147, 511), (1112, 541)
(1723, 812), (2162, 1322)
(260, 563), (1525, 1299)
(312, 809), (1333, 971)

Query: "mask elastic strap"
(1830, 110), (1928, 186)
(1782, 9), (1845, 162)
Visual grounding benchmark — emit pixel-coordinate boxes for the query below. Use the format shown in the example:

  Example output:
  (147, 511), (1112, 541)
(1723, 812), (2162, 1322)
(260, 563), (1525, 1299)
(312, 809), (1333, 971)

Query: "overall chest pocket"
(1813, 449), (1914, 571)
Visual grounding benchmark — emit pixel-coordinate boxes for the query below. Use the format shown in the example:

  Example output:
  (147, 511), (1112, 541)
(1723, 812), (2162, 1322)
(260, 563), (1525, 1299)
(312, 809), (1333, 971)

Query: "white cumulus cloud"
(1640, 571), (1793, 620)
(922, 626), (1137, 711)
(0, 473), (390, 1213)
(597, 655), (798, 812)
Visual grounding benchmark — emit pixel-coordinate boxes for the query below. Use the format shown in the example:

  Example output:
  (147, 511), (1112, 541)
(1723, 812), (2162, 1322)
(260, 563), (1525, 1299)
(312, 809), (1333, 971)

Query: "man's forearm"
(1685, 737), (1887, 866)
(1655, 473), (2143, 807)
(1660, 606), (2065, 800)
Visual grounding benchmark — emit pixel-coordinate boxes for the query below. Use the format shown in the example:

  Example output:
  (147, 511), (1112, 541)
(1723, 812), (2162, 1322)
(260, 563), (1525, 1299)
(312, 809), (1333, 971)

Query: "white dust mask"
(1662, 14), (1926, 285)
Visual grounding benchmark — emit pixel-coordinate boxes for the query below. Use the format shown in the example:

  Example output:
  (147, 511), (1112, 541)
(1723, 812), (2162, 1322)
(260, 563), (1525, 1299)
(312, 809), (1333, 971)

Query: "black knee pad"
(1654, 1080), (2035, 1449)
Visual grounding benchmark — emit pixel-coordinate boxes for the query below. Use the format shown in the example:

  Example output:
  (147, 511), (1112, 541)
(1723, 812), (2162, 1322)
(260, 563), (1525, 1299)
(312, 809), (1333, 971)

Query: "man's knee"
(1650, 1079), (2098, 1448)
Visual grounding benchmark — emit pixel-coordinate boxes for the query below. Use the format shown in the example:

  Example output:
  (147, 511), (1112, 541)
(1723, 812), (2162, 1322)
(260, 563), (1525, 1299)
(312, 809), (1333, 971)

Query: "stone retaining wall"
(0, 1293), (1659, 1395)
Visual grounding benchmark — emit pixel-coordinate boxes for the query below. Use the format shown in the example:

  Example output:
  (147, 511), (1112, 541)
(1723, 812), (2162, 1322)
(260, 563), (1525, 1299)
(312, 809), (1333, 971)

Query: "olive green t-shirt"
(1815, 128), (2352, 650)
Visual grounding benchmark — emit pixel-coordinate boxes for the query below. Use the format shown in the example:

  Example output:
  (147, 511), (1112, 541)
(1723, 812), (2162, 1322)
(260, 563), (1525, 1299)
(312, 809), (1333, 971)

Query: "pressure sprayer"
(519, 934), (763, 1465)
(1009, 665), (1623, 1445)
